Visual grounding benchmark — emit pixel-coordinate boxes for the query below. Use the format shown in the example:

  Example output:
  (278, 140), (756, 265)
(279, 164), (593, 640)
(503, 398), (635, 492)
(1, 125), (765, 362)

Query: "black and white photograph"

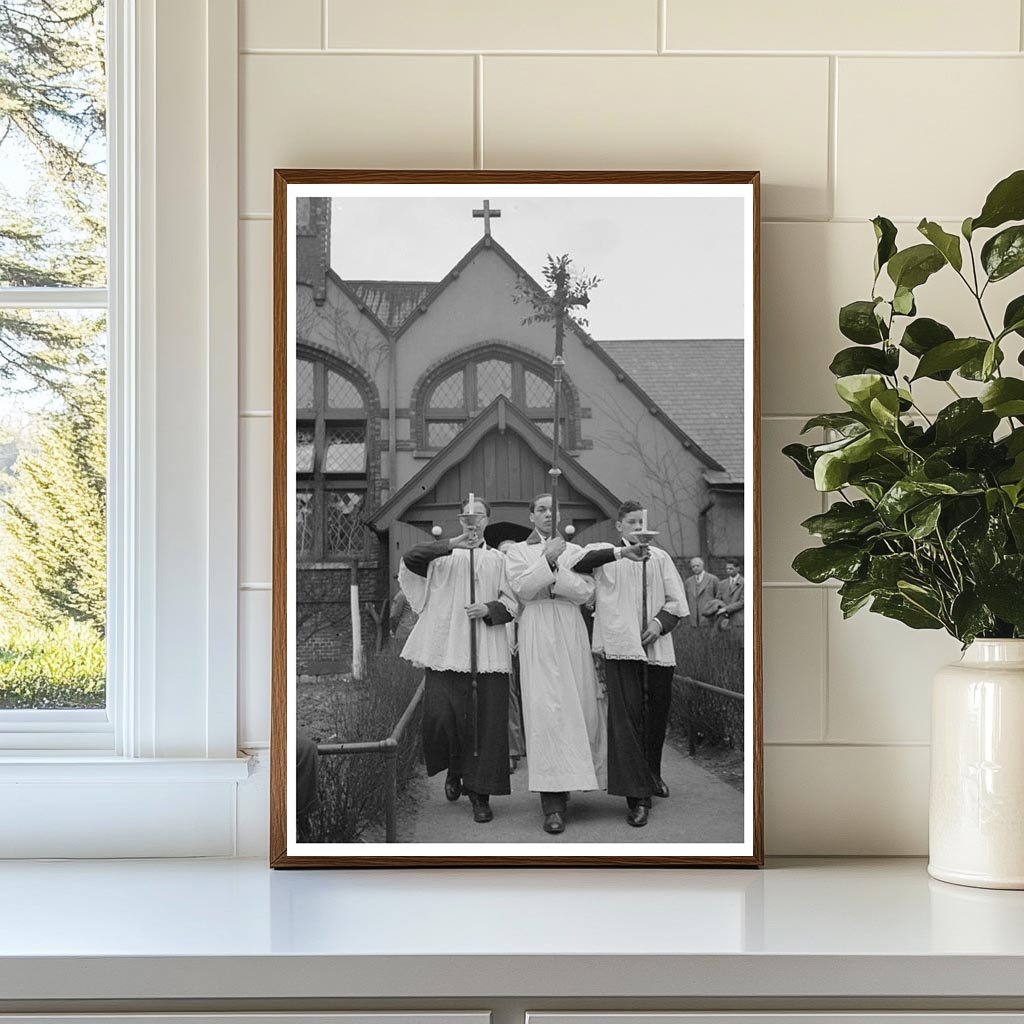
(272, 172), (761, 866)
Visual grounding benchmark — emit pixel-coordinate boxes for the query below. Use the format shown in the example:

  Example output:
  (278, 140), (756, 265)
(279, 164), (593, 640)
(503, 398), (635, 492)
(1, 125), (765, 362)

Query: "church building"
(294, 197), (744, 673)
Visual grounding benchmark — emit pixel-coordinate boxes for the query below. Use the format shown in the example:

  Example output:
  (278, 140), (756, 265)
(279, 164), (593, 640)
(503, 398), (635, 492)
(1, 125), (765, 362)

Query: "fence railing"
(317, 678), (425, 843)
(675, 673), (744, 757)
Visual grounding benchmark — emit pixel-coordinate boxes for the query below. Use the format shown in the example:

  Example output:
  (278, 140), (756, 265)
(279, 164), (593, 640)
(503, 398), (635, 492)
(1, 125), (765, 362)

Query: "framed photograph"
(271, 170), (762, 867)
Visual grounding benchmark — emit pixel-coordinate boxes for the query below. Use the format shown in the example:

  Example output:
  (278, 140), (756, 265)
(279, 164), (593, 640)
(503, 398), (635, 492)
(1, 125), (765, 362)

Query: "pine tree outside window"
(0, 2), (108, 719)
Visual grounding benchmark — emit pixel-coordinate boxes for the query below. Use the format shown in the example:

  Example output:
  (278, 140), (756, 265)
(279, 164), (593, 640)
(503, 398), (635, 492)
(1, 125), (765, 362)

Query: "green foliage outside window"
(0, 1), (107, 708)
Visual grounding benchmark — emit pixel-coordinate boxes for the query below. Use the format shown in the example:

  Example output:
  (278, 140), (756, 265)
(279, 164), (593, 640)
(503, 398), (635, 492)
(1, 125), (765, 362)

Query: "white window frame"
(0, 0), (248, 856)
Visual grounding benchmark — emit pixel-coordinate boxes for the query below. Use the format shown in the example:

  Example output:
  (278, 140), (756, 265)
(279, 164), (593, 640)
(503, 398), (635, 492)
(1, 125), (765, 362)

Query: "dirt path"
(402, 739), (744, 844)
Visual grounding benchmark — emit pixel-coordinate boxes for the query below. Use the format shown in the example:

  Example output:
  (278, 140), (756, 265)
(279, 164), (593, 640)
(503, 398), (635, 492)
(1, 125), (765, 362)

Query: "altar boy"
(399, 498), (516, 824)
(570, 501), (688, 828)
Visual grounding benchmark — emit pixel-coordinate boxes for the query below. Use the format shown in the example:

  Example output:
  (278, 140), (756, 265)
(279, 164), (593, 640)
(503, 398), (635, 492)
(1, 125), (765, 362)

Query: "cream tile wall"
(237, 0), (1024, 854)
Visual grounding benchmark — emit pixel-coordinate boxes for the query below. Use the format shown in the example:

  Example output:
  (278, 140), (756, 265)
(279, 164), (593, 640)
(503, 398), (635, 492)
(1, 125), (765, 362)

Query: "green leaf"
(871, 594), (943, 630)
(869, 552), (914, 587)
(950, 592), (995, 644)
(981, 225), (1024, 282)
(800, 413), (865, 434)
(1003, 295), (1024, 339)
(829, 345), (900, 378)
(911, 337), (987, 381)
(892, 286), (916, 316)
(962, 216), (974, 241)
(814, 450), (851, 491)
(868, 389), (901, 430)
(976, 576), (1024, 629)
(792, 542), (866, 584)
(971, 168), (1024, 232)
(900, 317), (955, 362)
(872, 216), (898, 277)
(838, 578), (878, 618)
(839, 300), (886, 345)
(877, 479), (958, 523)
(960, 344), (1004, 380)
(782, 442), (815, 479)
(917, 219), (963, 272)
(908, 500), (943, 539)
(982, 341), (1001, 380)
(980, 378), (1024, 418)
(887, 243), (946, 291)
(983, 339), (999, 380)
(800, 501), (879, 543)
(835, 373), (886, 413)
(933, 399), (999, 445)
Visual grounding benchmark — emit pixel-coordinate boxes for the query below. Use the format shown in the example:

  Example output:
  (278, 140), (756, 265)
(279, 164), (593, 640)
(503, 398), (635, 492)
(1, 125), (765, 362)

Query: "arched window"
(295, 354), (369, 562)
(421, 349), (572, 450)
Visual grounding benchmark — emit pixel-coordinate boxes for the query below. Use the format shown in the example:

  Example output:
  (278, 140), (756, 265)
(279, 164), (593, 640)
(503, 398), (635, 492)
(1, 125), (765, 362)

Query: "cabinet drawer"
(528, 1017), (1024, 1024)
(0, 1016), (490, 1024)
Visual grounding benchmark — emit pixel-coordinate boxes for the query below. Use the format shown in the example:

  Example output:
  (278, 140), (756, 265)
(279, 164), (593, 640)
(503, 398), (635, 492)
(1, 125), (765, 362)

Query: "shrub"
(302, 649), (423, 843)
(0, 619), (105, 709)
(669, 629), (744, 750)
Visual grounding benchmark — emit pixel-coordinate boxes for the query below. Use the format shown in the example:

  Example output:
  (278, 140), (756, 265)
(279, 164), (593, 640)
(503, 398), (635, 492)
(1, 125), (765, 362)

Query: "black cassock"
(403, 540), (513, 797)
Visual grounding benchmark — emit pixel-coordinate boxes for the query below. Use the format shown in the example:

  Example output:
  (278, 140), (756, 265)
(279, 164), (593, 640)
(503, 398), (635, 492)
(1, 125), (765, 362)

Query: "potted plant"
(785, 169), (1024, 889)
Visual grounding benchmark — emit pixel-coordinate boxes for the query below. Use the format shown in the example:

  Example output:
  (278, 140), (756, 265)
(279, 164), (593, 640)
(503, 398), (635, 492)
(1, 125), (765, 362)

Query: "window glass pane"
(0, 309), (106, 709)
(429, 370), (463, 409)
(324, 425), (365, 473)
(327, 370), (363, 411)
(296, 490), (315, 557)
(427, 421), (461, 448)
(296, 359), (315, 409)
(524, 370), (554, 408)
(0, 2), (107, 287)
(535, 418), (568, 441)
(475, 359), (511, 407)
(325, 490), (364, 556)
(296, 424), (315, 473)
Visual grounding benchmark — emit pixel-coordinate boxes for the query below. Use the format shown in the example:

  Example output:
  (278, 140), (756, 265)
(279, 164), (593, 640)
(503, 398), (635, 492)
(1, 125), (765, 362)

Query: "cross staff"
(548, 262), (589, 536)
(472, 200), (501, 237)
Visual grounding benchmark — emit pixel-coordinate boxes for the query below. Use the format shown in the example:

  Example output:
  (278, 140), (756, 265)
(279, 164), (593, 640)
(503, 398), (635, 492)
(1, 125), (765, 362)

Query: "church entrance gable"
(404, 426), (602, 538)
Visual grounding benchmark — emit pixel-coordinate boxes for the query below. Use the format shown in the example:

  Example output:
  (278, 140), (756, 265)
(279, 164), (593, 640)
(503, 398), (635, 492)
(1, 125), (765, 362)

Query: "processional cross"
(472, 199), (501, 237)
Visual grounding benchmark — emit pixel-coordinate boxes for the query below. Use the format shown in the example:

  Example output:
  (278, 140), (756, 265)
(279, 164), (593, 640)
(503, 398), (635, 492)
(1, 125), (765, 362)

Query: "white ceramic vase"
(929, 639), (1024, 889)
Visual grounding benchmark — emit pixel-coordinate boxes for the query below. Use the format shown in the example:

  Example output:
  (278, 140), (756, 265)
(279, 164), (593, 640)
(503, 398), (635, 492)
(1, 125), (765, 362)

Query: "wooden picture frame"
(271, 170), (762, 867)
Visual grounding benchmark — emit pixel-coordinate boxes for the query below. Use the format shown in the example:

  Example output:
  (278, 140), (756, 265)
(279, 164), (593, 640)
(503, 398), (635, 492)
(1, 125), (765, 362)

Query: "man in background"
(684, 556), (720, 629)
(715, 558), (745, 637)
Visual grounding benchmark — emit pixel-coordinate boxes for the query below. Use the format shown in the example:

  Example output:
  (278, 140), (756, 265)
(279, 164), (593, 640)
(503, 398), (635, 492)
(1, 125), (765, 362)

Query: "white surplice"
(574, 542), (689, 667)
(399, 545), (515, 674)
(504, 538), (608, 793)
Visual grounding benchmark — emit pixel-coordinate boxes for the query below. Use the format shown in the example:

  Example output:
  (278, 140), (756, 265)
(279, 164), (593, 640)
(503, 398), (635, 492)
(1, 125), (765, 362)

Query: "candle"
(468, 491), (475, 514)
(641, 508), (648, 532)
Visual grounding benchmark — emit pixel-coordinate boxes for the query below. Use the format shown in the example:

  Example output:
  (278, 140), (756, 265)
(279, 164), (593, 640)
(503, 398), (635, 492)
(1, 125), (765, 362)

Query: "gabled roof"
(346, 279), (438, 332)
(331, 234), (733, 476)
(367, 395), (621, 530)
(597, 339), (745, 481)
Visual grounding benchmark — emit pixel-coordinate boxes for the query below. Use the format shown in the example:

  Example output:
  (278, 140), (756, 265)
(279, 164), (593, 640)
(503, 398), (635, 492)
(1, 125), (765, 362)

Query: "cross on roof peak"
(472, 199), (501, 237)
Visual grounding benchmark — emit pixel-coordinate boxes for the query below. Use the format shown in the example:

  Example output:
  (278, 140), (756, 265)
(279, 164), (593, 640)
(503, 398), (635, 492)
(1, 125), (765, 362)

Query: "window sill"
(0, 754), (253, 782)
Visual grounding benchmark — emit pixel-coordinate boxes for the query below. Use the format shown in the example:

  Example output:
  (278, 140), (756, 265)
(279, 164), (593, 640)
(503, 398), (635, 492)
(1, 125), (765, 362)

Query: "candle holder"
(632, 528), (659, 548)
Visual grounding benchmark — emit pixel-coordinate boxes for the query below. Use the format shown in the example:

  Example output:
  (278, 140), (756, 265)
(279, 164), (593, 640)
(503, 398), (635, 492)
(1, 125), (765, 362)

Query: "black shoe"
(627, 805), (649, 828)
(444, 772), (462, 802)
(543, 812), (565, 834)
(652, 776), (670, 799)
(469, 793), (493, 824)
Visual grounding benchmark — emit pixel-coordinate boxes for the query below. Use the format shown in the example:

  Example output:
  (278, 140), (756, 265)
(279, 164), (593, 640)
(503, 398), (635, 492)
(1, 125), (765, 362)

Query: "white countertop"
(2, 857), (1023, 1002)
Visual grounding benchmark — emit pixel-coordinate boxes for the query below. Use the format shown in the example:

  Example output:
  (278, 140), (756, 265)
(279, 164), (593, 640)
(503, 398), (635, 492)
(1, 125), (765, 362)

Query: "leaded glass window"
(295, 354), (369, 561)
(421, 350), (574, 450)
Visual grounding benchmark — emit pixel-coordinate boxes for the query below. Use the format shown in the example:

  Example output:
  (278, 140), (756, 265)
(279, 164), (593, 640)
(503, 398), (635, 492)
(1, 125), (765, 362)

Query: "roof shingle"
(596, 339), (745, 481)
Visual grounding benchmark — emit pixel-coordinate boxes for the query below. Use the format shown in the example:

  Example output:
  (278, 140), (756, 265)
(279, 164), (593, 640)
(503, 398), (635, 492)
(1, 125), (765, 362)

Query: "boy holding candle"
(570, 501), (689, 828)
